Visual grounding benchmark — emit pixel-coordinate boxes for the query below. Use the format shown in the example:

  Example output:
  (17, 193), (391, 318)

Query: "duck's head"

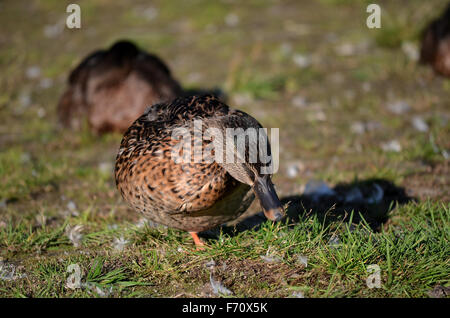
(108, 40), (139, 63)
(189, 98), (285, 221)
(216, 127), (284, 222)
(224, 161), (284, 222)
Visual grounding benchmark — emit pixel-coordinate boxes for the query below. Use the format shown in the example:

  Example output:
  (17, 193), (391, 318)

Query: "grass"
(0, 0), (449, 298)
(1, 201), (448, 297)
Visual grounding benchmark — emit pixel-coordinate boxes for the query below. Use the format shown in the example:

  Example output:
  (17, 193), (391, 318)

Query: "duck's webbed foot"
(189, 232), (206, 250)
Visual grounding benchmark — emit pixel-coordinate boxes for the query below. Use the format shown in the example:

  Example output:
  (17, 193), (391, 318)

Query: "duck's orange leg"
(189, 232), (206, 250)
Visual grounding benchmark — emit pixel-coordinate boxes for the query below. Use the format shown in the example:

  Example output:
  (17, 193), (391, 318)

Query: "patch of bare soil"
(186, 258), (309, 297)
(404, 161), (449, 202)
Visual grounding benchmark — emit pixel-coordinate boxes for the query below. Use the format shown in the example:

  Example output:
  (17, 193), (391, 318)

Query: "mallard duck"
(114, 95), (284, 247)
(420, 4), (450, 77)
(57, 40), (183, 134)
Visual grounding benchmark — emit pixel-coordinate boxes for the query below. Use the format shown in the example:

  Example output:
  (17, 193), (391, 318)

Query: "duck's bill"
(252, 177), (285, 221)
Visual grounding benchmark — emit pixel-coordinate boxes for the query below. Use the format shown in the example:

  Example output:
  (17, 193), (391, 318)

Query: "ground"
(0, 0), (449, 298)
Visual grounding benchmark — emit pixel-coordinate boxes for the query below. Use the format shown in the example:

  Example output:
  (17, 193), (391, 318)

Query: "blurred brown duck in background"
(57, 40), (183, 134)
(420, 3), (450, 77)
(114, 95), (284, 248)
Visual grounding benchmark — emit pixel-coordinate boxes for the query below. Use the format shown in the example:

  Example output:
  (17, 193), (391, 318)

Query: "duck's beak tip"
(263, 208), (285, 222)
(253, 176), (285, 222)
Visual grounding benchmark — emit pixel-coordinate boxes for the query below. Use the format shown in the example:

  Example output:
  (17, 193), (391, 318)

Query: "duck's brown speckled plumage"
(420, 4), (450, 77)
(114, 95), (282, 234)
(58, 40), (183, 134)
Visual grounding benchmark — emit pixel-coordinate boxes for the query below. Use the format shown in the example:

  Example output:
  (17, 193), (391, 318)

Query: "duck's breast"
(115, 133), (254, 231)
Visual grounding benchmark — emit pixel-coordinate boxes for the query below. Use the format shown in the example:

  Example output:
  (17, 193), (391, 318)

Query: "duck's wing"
(137, 52), (172, 76)
(135, 52), (183, 99)
(68, 50), (106, 84)
(202, 107), (274, 185)
(150, 94), (274, 181)
(421, 4), (450, 63)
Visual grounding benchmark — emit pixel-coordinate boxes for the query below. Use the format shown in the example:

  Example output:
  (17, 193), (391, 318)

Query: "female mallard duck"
(57, 40), (183, 134)
(420, 3), (450, 77)
(114, 94), (284, 247)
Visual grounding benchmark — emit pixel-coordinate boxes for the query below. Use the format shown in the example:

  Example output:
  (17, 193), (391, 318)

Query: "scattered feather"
(350, 122), (365, 135)
(83, 282), (113, 297)
(113, 237), (129, 252)
(67, 201), (77, 211)
(0, 261), (25, 281)
(107, 224), (118, 230)
(401, 42), (419, 61)
(292, 54), (311, 68)
(291, 95), (307, 108)
(26, 66), (41, 79)
(19, 93), (31, 108)
(205, 260), (216, 270)
(0, 261), (15, 281)
(35, 213), (47, 227)
(381, 140), (402, 152)
(43, 22), (63, 38)
(427, 285), (450, 298)
(291, 291), (305, 298)
(260, 255), (282, 263)
(351, 121), (382, 134)
(386, 101), (411, 114)
(37, 107), (46, 118)
(209, 273), (233, 296)
(286, 165), (300, 178)
(260, 247), (282, 263)
(297, 255), (308, 267)
(225, 13), (239, 27)
(411, 116), (429, 132)
(334, 41), (369, 56)
(63, 200), (80, 217)
(335, 43), (356, 56)
(328, 234), (341, 247)
(286, 161), (305, 179)
(65, 224), (84, 247)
